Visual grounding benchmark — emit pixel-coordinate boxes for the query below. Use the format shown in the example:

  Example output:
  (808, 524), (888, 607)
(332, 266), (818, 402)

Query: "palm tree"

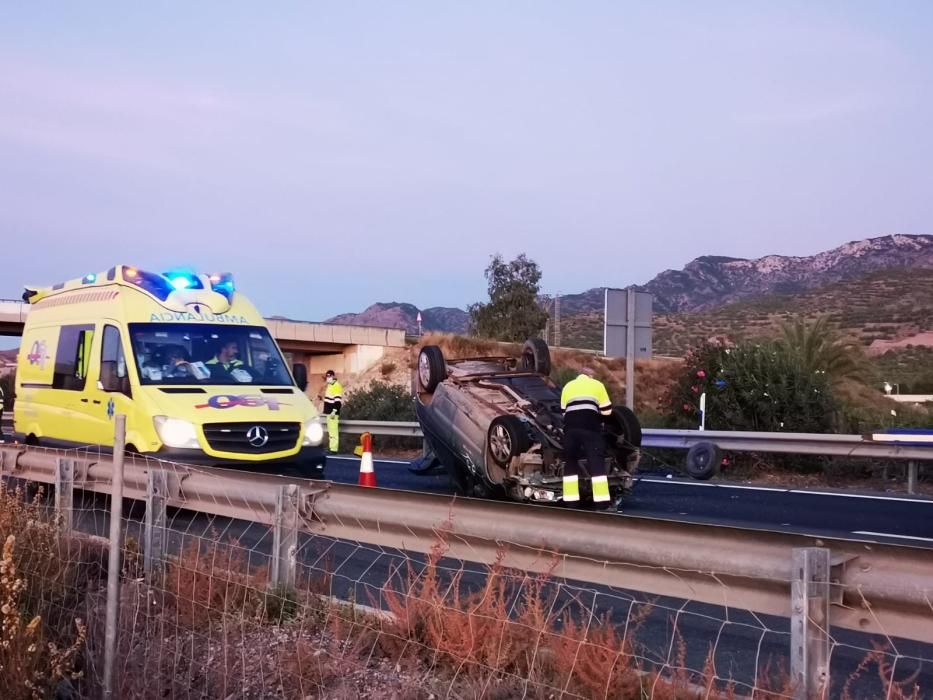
(775, 316), (868, 386)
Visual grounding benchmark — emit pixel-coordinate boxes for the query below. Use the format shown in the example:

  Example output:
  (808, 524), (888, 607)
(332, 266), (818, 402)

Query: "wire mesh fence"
(1, 441), (931, 699)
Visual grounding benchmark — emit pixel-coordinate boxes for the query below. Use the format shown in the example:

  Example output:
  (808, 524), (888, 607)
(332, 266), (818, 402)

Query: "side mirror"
(100, 361), (120, 392)
(293, 363), (308, 392)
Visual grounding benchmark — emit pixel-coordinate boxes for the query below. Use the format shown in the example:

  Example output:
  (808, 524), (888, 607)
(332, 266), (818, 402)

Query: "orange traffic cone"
(358, 432), (377, 488)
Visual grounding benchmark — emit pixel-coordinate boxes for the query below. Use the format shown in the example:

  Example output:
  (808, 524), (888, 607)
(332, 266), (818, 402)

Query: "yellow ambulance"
(14, 265), (326, 475)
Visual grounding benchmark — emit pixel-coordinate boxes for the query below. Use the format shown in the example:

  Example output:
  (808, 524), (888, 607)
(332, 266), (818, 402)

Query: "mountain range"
(326, 302), (470, 336)
(326, 234), (933, 350)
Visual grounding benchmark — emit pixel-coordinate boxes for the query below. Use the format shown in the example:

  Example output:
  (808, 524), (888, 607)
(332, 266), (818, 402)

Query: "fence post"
(907, 461), (918, 495)
(271, 484), (299, 588)
(103, 415), (126, 700)
(144, 469), (168, 583)
(55, 457), (75, 532)
(791, 547), (831, 700)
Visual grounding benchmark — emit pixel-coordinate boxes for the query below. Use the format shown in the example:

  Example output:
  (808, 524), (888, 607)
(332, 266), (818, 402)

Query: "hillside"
(561, 266), (933, 354)
(638, 234), (933, 313)
(520, 234), (933, 319)
(327, 234), (933, 347)
(646, 266), (933, 356)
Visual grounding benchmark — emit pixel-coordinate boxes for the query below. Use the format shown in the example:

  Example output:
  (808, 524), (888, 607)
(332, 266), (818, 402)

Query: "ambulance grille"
(202, 422), (301, 454)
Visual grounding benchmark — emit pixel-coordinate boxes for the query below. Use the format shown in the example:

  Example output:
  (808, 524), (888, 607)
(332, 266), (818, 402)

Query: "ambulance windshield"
(128, 323), (293, 386)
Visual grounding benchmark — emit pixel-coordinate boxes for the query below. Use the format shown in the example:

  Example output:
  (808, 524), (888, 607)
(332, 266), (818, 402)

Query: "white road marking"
(329, 455), (412, 465)
(788, 489), (933, 504)
(640, 477), (933, 503)
(852, 531), (933, 543)
(640, 477), (714, 487)
(714, 484), (787, 492)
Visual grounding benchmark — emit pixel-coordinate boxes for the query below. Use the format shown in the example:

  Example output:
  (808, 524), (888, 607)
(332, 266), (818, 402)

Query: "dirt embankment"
(324, 334), (682, 419)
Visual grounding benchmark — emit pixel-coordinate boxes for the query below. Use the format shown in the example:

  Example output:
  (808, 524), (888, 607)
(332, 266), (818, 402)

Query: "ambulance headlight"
(153, 416), (200, 449)
(303, 419), (324, 446)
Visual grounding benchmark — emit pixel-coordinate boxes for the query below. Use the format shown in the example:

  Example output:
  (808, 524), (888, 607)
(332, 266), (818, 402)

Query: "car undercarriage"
(413, 338), (642, 505)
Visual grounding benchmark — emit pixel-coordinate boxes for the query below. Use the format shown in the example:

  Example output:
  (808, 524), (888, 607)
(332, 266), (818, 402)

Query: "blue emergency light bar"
(120, 265), (235, 301)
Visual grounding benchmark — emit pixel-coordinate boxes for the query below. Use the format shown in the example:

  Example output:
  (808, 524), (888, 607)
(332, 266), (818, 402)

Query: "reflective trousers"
(326, 412), (339, 453)
(563, 428), (606, 478)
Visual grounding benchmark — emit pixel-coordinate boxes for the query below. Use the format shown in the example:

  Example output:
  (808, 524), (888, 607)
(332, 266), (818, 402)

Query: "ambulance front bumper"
(151, 445), (327, 478)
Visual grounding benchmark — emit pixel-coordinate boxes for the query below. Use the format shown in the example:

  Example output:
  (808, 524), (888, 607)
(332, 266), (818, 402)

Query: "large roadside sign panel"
(604, 288), (652, 359)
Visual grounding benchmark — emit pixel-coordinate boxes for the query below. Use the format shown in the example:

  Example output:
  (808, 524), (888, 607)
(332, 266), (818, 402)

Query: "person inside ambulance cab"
(207, 340), (252, 382)
(162, 345), (194, 379)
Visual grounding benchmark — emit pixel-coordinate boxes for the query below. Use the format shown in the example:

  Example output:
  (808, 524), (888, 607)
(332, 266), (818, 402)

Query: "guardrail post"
(907, 461), (918, 495)
(791, 547), (830, 700)
(271, 484), (299, 589)
(103, 414), (126, 700)
(144, 470), (168, 583)
(55, 457), (75, 532)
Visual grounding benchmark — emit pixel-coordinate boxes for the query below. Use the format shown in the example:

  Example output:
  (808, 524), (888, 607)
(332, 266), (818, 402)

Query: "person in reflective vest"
(206, 340), (245, 379)
(560, 368), (613, 507)
(322, 369), (343, 453)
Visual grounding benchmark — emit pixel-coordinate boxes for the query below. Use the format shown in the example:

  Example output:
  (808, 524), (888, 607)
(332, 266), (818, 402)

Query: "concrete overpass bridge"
(0, 299), (407, 394)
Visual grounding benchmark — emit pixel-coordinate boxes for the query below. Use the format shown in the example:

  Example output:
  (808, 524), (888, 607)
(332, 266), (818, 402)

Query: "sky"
(1, 2), (932, 325)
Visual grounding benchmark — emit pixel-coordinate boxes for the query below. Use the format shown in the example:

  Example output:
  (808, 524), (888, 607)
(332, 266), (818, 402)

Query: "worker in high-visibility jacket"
(560, 368), (614, 507)
(322, 369), (343, 454)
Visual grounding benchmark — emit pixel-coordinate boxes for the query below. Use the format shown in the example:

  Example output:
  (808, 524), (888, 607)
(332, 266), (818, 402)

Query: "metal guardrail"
(3, 418), (928, 490)
(334, 420), (929, 493)
(0, 443), (930, 647)
(336, 420), (933, 459)
(7, 417), (930, 461)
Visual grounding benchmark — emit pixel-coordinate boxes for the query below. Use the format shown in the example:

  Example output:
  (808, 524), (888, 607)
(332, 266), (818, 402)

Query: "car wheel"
(418, 346), (447, 393)
(521, 338), (552, 376)
(685, 441), (721, 480)
(605, 405), (642, 453)
(487, 415), (531, 468)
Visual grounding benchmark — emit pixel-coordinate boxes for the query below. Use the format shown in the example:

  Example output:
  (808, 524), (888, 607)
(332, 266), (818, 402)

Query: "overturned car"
(412, 338), (642, 505)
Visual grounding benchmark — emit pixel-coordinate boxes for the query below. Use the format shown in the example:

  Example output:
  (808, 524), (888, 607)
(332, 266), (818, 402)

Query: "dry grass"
(0, 484), (926, 698)
(164, 536), (271, 627)
(0, 486), (87, 699)
(367, 535), (798, 699)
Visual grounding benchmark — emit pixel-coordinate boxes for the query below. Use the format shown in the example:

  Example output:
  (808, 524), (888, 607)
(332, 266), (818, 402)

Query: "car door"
(85, 323), (134, 447)
(47, 324), (96, 445)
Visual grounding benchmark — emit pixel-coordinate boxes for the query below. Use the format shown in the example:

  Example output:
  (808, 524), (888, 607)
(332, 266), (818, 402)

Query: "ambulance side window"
(53, 324), (95, 391)
(100, 325), (131, 397)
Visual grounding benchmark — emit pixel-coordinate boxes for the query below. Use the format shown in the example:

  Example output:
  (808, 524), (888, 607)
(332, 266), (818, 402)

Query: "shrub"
(0, 535), (87, 699)
(663, 340), (838, 434)
(379, 361), (397, 378)
(549, 365), (578, 388)
(341, 381), (415, 422)
(165, 537), (268, 627)
(0, 486), (87, 699)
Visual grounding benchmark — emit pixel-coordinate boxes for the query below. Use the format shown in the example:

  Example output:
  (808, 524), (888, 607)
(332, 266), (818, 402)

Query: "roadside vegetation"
(664, 317), (923, 434)
(0, 482), (922, 699)
(468, 253), (548, 342)
(0, 484), (89, 699)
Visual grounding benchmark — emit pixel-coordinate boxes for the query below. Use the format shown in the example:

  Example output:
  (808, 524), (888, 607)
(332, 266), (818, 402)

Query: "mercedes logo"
(246, 425), (269, 448)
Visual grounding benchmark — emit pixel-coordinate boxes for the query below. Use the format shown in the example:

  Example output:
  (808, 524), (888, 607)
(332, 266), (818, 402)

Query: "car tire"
(487, 415), (531, 468)
(605, 405), (642, 451)
(521, 338), (552, 376)
(685, 441), (721, 480)
(418, 346), (447, 393)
